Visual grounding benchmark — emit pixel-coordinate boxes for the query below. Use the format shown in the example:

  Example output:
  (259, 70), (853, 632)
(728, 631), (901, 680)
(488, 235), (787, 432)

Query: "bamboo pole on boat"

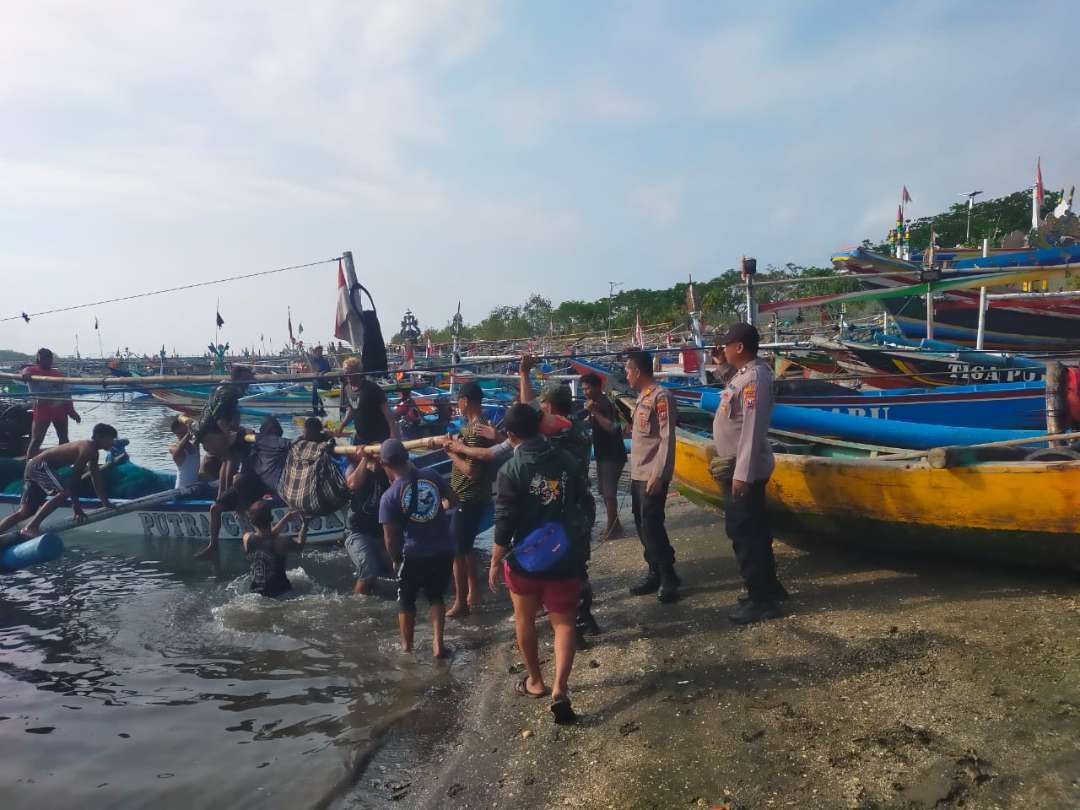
(1044, 362), (1065, 446)
(872, 430), (1078, 467)
(176, 416), (450, 458)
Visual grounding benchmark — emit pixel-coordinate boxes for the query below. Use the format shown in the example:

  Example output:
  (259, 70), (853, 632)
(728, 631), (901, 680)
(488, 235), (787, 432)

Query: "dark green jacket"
(494, 437), (589, 580)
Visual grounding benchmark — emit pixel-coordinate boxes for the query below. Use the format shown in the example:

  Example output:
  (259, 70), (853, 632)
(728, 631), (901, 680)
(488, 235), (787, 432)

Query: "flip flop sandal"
(515, 676), (550, 699)
(550, 697), (577, 725)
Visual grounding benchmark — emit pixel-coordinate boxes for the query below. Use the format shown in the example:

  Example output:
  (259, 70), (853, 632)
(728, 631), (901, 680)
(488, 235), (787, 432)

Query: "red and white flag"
(404, 342), (415, 370)
(634, 311), (644, 348)
(334, 260), (350, 342)
(425, 335), (434, 358)
(1033, 157), (1045, 230)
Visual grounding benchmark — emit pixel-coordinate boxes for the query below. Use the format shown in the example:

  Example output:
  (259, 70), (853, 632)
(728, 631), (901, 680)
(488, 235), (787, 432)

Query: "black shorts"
(450, 501), (489, 555)
(396, 554), (453, 614)
(216, 472), (269, 511)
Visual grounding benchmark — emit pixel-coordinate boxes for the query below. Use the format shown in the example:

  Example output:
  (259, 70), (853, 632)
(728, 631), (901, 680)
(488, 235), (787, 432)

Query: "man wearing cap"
(378, 437), (458, 658)
(624, 348), (680, 603)
(713, 322), (787, 624)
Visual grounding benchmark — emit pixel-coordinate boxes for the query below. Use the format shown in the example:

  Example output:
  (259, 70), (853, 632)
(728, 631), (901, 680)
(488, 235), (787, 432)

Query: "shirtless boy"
(0, 423), (118, 539)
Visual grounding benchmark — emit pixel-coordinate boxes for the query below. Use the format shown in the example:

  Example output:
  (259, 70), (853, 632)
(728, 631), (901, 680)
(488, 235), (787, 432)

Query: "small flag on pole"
(425, 335), (434, 358)
(634, 311), (645, 348)
(298, 322), (304, 335)
(901, 185), (912, 205)
(288, 308), (296, 345)
(94, 316), (99, 330)
(216, 310), (225, 328)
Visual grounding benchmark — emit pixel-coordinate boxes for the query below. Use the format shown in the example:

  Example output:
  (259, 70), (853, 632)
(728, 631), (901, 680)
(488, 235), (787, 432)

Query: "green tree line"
(393, 186), (1074, 343)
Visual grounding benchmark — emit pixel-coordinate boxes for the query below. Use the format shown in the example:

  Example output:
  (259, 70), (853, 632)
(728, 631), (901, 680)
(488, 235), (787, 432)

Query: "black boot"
(657, 564), (680, 603)
(628, 568), (660, 596)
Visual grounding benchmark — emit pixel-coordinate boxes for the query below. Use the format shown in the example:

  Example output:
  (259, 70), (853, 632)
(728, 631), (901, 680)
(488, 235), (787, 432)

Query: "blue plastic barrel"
(1, 533), (64, 573)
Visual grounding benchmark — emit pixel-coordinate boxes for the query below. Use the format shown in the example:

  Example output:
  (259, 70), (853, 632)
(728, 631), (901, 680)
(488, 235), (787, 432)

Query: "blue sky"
(3, 0), (1078, 356)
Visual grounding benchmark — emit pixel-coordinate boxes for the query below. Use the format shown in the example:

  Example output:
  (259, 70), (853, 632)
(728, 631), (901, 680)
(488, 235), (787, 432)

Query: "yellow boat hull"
(674, 428), (1080, 569)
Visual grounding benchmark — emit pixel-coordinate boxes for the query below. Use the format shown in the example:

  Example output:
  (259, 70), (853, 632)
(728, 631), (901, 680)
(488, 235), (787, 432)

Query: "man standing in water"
(624, 349), (680, 603)
(0, 423), (118, 539)
(445, 382), (493, 618)
(712, 323), (787, 624)
(379, 438), (457, 658)
(21, 348), (80, 459)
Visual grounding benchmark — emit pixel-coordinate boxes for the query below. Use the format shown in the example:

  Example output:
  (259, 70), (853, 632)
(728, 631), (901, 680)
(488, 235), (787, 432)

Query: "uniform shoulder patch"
(743, 382), (756, 409)
(656, 394), (669, 426)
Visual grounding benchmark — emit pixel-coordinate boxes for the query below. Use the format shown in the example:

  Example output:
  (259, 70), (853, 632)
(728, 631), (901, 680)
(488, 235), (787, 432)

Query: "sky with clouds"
(3, 0), (1078, 356)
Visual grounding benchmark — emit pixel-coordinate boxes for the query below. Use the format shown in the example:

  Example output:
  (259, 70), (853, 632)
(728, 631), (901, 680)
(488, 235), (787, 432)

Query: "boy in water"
(0, 423), (118, 539)
(378, 438), (458, 658)
(168, 417), (201, 488)
(243, 501), (306, 598)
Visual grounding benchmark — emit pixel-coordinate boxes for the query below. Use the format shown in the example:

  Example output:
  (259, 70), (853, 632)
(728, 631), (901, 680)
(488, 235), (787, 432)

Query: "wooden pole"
(1045, 361), (1064, 446)
(975, 286), (988, 350)
(177, 416), (450, 458)
(925, 282), (934, 340)
(873, 429), (1078, 465)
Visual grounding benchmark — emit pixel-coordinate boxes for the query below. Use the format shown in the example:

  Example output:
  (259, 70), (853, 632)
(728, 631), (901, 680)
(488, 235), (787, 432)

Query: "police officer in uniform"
(624, 348), (680, 603)
(712, 323), (788, 624)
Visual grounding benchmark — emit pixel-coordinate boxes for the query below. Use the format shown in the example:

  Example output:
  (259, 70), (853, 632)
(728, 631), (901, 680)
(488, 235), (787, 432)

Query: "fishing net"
(1, 459), (172, 500)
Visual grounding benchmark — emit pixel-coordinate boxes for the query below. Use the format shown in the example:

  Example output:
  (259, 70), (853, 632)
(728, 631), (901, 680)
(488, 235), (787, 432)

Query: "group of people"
(6, 325), (787, 725)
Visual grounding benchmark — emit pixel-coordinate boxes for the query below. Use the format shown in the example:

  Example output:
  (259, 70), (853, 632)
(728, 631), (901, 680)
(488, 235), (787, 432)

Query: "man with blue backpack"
(378, 438), (458, 659)
(488, 403), (591, 725)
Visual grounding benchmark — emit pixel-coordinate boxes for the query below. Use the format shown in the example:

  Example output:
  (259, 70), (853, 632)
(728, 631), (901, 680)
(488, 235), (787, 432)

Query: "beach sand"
(344, 493), (1080, 809)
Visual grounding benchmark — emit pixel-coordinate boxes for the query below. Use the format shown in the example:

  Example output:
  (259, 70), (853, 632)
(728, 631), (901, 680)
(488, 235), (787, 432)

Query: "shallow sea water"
(0, 400), (475, 809)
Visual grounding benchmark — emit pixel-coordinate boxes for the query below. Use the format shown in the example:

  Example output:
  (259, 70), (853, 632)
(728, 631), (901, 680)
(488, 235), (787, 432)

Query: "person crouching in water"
(488, 403), (590, 725)
(243, 501), (306, 598)
(378, 438), (458, 658)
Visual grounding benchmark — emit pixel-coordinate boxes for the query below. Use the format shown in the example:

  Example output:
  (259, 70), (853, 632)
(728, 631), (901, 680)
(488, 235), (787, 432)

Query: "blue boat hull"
(697, 391), (1046, 449)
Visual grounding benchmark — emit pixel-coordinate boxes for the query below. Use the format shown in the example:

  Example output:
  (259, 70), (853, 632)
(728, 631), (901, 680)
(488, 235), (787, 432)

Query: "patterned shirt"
(451, 418), (494, 503)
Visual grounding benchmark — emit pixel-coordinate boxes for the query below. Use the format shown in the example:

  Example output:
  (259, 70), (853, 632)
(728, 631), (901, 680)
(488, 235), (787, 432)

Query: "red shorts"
(502, 561), (581, 615)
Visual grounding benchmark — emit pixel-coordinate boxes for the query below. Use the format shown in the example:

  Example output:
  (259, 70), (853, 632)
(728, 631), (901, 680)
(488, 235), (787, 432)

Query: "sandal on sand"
(515, 676), (550, 699)
(550, 697), (577, 725)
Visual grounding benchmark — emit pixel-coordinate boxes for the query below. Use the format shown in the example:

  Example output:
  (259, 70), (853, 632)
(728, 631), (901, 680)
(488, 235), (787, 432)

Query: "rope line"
(1, 257), (341, 323)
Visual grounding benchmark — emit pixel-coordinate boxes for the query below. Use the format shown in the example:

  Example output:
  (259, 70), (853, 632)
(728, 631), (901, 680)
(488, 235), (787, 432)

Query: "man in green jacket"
(489, 403), (589, 725)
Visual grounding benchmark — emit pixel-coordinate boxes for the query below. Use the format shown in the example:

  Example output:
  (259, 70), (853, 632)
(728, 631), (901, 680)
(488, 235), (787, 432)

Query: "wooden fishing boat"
(836, 339), (1047, 388)
(0, 448), (466, 549)
(672, 427), (1080, 569)
(832, 246), (1080, 349)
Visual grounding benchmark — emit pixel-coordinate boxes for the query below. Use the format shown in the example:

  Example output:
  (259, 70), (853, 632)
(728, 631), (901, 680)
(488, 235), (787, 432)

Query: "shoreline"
(353, 493), (1080, 809)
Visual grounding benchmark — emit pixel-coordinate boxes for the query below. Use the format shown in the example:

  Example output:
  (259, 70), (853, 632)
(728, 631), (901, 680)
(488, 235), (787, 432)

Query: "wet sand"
(353, 493), (1080, 809)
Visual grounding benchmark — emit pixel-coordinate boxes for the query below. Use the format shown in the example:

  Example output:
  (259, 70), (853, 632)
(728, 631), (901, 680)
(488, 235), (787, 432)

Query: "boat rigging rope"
(0, 257), (342, 323)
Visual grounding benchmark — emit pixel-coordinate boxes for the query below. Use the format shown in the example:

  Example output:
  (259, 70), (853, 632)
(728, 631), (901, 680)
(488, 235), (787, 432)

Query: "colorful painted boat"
(672, 427), (1080, 569)
(832, 246), (1080, 349)
(835, 340), (1048, 388)
(0, 449), (466, 549)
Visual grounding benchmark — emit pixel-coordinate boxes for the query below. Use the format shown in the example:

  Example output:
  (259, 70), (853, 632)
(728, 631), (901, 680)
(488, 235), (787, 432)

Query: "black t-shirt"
(348, 467), (389, 535)
(342, 378), (389, 445)
(587, 397), (627, 463)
